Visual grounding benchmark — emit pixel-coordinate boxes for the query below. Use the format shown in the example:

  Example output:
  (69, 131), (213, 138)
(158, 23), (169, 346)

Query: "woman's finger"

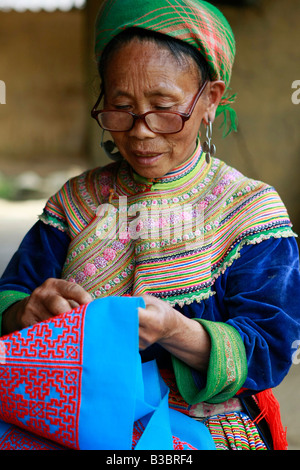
(46, 279), (93, 306)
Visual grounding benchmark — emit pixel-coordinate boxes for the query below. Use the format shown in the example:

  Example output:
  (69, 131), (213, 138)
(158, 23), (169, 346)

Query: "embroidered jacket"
(0, 143), (299, 407)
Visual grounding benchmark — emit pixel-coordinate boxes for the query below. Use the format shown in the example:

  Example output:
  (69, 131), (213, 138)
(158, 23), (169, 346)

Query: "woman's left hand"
(138, 294), (211, 372)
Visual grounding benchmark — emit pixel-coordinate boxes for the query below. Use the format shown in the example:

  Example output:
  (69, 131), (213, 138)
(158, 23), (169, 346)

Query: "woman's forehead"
(107, 38), (195, 69)
(104, 39), (201, 94)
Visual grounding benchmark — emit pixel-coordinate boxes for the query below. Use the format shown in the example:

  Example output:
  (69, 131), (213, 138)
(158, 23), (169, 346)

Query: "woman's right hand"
(1, 278), (93, 335)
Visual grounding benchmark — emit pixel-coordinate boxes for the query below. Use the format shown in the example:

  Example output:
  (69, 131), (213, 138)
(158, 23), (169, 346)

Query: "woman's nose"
(128, 115), (156, 139)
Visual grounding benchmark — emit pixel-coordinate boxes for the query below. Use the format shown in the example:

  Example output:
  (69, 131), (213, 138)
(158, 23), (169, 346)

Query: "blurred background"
(0, 0), (299, 450)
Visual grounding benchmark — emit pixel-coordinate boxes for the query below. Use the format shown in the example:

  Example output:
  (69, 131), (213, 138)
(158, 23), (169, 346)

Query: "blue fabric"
(134, 360), (214, 450)
(79, 296), (141, 450)
(0, 297), (215, 450)
(1, 221), (300, 397)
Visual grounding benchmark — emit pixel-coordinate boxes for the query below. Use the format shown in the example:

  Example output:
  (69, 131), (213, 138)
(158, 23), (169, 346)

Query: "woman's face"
(103, 39), (220, 179)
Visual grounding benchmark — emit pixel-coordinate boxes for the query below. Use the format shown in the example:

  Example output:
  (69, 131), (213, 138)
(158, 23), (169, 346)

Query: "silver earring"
(202, 120), (216, 164)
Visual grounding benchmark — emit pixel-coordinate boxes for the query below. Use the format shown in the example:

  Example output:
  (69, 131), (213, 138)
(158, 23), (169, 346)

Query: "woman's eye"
(114, 104), (131, 110)
(155, 105), (173, 111)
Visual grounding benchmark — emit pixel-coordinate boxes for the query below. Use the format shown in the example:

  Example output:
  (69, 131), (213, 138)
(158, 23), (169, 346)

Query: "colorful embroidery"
(40, 141), (295, 306)
(160, 370), (266, 450)
(204, 412), (267, 450)
(0, 422), (64, 450)
(172, 436), (197, 450)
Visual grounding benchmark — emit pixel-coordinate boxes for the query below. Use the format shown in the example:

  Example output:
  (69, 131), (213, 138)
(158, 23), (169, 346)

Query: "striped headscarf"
(94, 0), (237, 135)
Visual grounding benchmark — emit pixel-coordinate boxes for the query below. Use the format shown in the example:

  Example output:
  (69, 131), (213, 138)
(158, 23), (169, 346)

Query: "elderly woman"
(0, 0), (300, 451)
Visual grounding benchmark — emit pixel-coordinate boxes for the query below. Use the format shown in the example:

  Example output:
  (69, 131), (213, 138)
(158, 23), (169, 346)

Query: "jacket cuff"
(0, 290), (30, 337)
(171, 319), (248, 404)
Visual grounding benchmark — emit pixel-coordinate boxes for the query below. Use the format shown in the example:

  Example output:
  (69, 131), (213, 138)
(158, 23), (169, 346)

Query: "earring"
(101, 130), (122, 161)
(202, 120), (216, 164)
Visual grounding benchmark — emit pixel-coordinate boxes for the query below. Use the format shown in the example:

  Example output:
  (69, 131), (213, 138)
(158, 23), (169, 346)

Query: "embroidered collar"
(116, 140), (208, 196)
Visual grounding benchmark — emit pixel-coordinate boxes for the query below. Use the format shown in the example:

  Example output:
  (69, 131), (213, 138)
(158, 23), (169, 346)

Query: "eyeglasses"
(91, 80), (208, 134)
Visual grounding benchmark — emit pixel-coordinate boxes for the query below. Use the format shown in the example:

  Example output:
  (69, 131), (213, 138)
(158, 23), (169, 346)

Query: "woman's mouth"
(132, 152), (163, 165)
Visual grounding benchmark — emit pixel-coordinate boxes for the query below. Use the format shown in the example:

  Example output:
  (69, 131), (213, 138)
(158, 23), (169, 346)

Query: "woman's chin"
(128, 153), (169, 179)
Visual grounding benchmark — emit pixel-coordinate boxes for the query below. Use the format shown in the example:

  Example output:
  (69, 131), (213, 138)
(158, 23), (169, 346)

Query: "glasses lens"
(146, 113), (183, 133)
(98, 111), (133, 131)
(98, 110), (183, 133)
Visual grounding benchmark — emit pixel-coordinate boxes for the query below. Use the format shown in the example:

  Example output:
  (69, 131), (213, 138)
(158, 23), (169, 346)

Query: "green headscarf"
(94, 0), (237, 136)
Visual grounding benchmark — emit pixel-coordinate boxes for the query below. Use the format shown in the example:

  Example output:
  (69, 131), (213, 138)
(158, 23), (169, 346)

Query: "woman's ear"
(202, 80), (226, 125)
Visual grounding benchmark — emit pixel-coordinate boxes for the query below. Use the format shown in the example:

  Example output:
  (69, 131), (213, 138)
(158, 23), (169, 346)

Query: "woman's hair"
(98, 27), (211, 95)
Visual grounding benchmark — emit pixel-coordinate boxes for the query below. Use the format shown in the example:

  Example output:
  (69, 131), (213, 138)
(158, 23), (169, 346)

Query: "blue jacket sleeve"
(179, 237), (300, 396)
(223, 237), (300, 393)
(0, 220), (70, 295)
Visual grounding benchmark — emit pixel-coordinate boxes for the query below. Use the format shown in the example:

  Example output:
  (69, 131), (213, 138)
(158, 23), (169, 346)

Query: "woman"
(0, 0), (300, 450)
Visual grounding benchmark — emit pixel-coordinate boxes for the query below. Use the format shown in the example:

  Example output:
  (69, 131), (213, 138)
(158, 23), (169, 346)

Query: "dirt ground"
(0, 198), (299, 450)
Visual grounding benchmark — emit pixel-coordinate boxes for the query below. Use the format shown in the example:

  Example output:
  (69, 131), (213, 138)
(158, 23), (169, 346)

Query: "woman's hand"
(138, 294), (176, 350)
(2, 278), (92, 335)
(138, 294), (211, 372)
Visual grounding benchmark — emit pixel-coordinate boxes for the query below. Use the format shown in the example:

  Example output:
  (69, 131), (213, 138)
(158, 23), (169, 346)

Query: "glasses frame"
(91, 80), (208, 135)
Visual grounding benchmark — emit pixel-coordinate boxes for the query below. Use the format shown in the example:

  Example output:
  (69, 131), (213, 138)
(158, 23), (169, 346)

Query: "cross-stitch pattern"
(0, 306), (86, 448)
(0, 423), (64, 450)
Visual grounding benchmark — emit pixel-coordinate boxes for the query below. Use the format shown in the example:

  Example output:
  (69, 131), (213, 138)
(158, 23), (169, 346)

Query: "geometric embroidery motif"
(4, 310), (83, 363)
(0, 307), (85, 449)
(131, 420), (197, 450)
(173, 436), (197, 450)
(0, 426), (64, 450)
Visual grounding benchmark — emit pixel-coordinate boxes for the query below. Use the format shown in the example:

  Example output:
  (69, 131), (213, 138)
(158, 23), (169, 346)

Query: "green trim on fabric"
(171, 320), (248, 405)
(39, 212), (69, 234)
(0, 290), (30, 337)
(216, 227), (297, 278)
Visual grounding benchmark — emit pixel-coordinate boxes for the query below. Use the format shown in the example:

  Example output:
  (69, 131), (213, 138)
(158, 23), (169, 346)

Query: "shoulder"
(40, 162), (119, 237)
(65, 161), (118, 194)
(212, 157), (289, 219)
(206, 158), (296, 276)
(212, 157), (271, 194)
